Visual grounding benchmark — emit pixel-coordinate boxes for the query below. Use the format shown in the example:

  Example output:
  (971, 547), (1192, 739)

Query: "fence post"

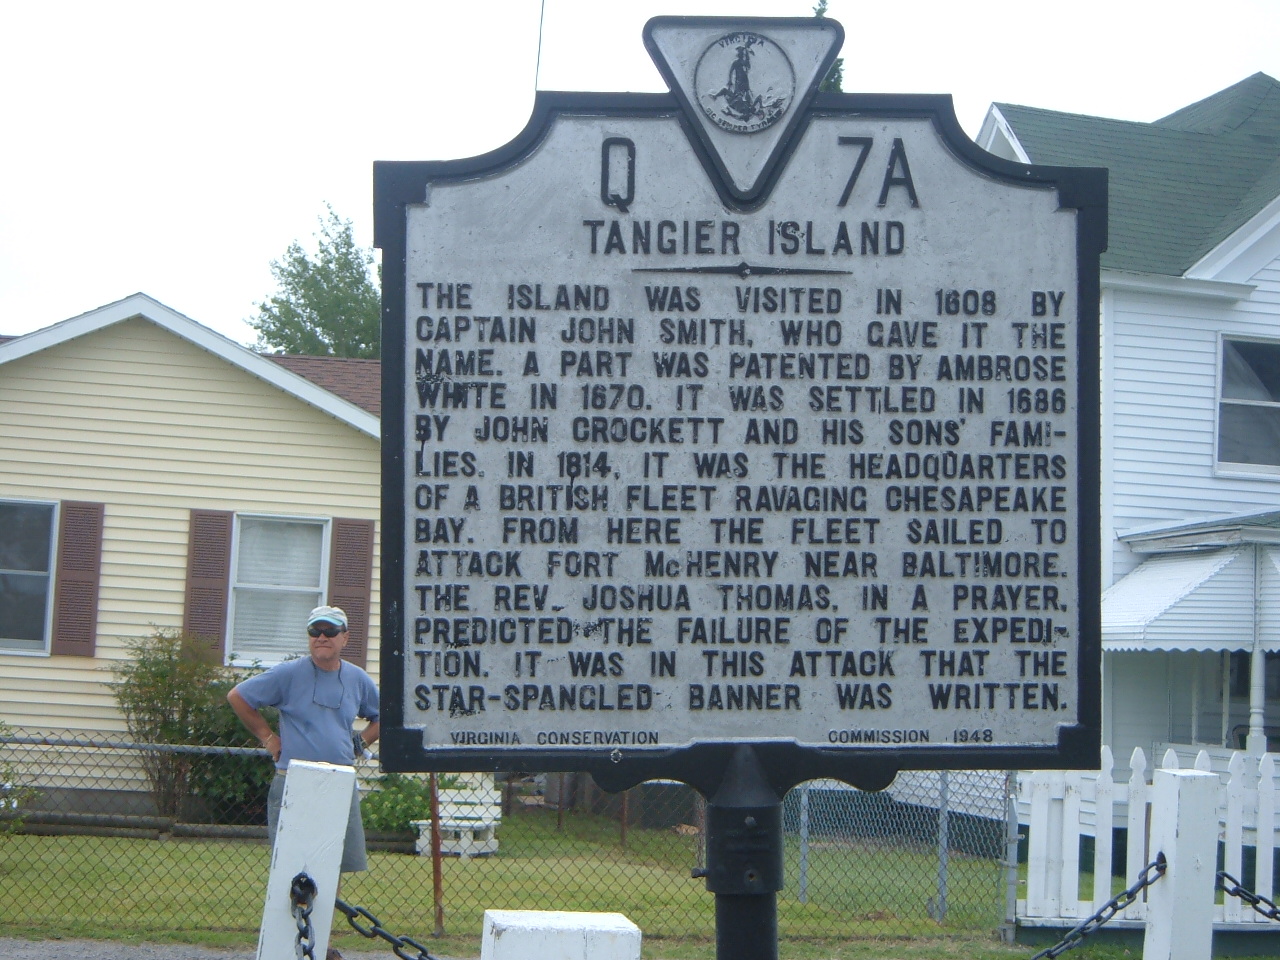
(1001, 781), (1020, 944)
(1258, 754), (1276, 912)
(797, 781), (810, 904)
(1092, 746), (1115, 913)
(1223, 752), (1246, 922)
(1142, 769), (1218, 960)
(930, 771), (950, 921)
(1060, 770), (1082, 918)
(256, 760), (355, 960)
(1025, 771), (1064, 917)
(1123, 748), (1150, 920)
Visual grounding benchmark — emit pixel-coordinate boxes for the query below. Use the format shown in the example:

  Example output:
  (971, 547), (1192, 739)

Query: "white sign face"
(383, 19), (1101, 768)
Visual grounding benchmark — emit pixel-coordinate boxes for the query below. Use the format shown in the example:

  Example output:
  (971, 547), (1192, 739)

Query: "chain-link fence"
(1, 728), (1013, 944)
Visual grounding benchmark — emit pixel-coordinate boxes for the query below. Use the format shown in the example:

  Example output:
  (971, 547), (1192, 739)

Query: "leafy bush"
(361, 774), (432, 834)
(109, 632), (275, 823)
(361, 773), (463, 834)
(0, 719), (37, 834)
(186, 673), (277, 825)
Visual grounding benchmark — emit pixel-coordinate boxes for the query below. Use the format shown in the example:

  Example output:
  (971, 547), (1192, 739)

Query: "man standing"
(228, 605), (380, 879)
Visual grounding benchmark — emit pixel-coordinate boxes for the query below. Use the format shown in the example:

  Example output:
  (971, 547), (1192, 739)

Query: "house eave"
(0, 293), (380, 440)
(1119, 510), (1280, 554)
(975, 105), (1031, 163)
(1122, 528), (1280, 555)
(1184, 191), (1280, 285)
(1101, 270), (1255, 302)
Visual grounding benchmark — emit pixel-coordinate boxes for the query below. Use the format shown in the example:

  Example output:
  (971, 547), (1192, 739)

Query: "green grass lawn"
(0, 807), (1057, 959)
(0, 827), (1256, 960)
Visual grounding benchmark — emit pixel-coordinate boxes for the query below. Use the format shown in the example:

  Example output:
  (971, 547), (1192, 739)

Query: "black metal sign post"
(589, 740), (895, 960)
(375, 16), (1105, 960)
(704, 747), (783, 960)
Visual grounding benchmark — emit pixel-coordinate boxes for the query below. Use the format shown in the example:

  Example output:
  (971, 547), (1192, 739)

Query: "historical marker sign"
(376, 16), (1103, 783)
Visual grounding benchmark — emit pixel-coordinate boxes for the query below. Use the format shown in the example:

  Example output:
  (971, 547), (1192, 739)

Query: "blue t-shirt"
(235, 656), (379, 771)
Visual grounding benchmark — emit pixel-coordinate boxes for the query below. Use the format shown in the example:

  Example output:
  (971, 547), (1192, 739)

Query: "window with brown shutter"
(0, 499), (58, 654)
(187, 513), (372, 666)
(50, 501), (105, 657)
(329, 518), (375, 668)
(184, 509), (233, 655)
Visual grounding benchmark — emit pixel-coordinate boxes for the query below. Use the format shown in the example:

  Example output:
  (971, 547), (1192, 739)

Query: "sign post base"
(702, 746), (783, 960)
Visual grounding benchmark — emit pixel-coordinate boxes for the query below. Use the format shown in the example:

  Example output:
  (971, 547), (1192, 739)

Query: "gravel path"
(0, 942), (257, 960)
(0, 940), (434, 959)
(0, 942), (471, 957)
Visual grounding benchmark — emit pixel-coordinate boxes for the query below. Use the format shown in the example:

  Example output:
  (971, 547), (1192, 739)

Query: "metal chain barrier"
(1218, 871), (1280, 922)
(1028, 853), (1167, 960)
(290, 872), (319, 960)
(335, 896), (441, 960)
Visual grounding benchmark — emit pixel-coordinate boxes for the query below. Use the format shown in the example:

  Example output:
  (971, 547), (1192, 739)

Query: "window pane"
(1219, 402), (1280, 466)
(1223, 340), (1280, 402)
(231, 589), (321, 662)
(236, 518), (324, 588)
(0, 502), (54, 573)
(0, 501), (54, 653)
(231, 515), (326, 662)
(0, 572), (51, 651)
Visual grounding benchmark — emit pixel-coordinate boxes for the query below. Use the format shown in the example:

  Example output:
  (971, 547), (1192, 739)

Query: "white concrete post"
(256, 761), (356, 960)
(1142, 769), (1219, 960)
(481, 910), (641, 960)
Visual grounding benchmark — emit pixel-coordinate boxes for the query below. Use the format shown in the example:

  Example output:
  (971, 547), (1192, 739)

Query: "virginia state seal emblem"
(694, 31), (795, 134)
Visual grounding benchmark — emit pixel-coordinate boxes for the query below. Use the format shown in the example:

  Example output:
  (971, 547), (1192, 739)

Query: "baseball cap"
(307, 605), (349, 630)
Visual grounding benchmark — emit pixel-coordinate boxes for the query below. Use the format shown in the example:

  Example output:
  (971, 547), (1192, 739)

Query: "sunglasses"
(308, 624), (344, 638)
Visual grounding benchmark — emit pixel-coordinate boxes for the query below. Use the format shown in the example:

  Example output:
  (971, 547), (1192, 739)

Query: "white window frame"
(227, 513), (330, 666)
(1215, 333), (1280, 478)
(0, 498), (58, 657)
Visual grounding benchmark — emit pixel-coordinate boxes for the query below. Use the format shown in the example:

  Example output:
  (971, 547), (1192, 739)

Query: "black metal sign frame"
(375, 30), (1104, 797)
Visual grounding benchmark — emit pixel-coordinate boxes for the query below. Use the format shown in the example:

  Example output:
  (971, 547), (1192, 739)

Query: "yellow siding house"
(0, 294), (381, 735)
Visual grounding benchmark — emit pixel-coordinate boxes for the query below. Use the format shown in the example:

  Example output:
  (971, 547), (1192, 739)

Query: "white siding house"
(978, 73), (1280, 765)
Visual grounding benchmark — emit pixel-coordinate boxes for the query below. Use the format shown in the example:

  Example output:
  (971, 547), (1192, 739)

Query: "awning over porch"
(1101, 545), (1280, 652)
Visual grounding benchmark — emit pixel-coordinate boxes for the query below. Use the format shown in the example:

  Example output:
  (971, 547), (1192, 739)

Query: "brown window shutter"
(51, 501), (105, 657)
(184, 510), (233, 655)
(329, 518), (375, 668)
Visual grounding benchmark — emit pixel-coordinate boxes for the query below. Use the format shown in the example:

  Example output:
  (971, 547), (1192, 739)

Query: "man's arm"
(228, 687), (282, 763)
(357, 674), (381, 750)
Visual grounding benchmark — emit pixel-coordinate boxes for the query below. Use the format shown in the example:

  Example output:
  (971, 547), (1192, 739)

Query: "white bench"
(411, 775), (503, 857)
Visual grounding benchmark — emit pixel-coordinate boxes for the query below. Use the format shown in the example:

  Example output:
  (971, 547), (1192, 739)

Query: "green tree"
(814, 0), (844, 93)
(249, 204), (381, 358)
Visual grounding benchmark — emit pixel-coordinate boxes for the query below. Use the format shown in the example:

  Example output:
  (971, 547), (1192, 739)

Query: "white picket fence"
(1019, 746), (1278, 927)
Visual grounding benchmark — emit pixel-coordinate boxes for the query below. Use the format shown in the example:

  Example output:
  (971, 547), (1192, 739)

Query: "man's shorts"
(267, 771), (368, 873)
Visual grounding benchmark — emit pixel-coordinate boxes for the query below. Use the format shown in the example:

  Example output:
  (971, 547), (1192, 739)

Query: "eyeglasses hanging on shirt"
(311, 661), (346, 709)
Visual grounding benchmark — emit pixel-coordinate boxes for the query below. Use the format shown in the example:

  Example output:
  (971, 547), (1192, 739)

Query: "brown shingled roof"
(263, 353), (381, 416)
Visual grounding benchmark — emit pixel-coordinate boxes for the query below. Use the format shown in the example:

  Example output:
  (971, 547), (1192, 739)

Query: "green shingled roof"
(996, 72), (1280, 276)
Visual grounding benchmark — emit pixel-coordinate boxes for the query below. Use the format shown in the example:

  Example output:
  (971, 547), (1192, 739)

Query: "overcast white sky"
(3, 0), (1279, 345)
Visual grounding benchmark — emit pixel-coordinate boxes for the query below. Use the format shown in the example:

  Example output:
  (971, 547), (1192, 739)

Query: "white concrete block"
(256, 761), (356, 960)
(481, 910), (641, 960)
